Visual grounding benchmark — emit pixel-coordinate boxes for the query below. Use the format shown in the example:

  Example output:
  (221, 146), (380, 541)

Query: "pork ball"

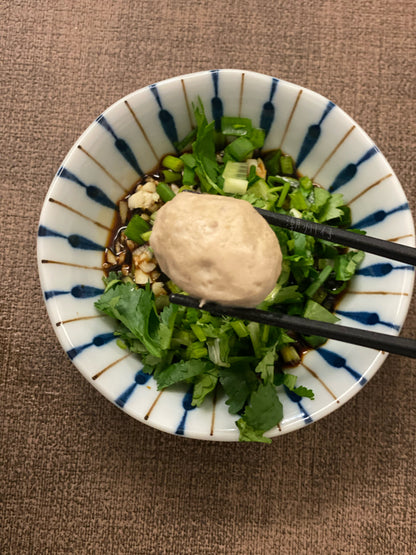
(149, 193), (282, 307)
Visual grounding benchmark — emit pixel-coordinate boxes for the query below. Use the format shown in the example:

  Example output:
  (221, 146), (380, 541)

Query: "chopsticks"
(255, 208), (416, 265)
(169, 294), (416, 358)
(184, 190), (416, 264)
(169, 198), (416, 357)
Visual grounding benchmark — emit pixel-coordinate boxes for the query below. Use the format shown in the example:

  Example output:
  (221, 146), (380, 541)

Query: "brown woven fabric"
(1, 1), (415, 553)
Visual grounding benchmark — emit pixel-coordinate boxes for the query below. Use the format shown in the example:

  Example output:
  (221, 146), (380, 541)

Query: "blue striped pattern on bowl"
(37, 70), (415, 441)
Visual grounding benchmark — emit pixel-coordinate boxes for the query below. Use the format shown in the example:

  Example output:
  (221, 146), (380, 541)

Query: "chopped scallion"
(222, 160), (249, 194)
(140, 230), (152, 242)
(276, 181), (291, 208)
(186, 342), (208, 359)
(264, 149), (281, 175)
(247, 164), (259, 186)
(299, 176), (313, 191)
(249, 128), (265, 149)
(190, 324), (207, 343)
(305, 265), (333, 298)
(280, 345), (300, 364)
(156, 182), (176, 202)
(247, 322), (262, 358)
(280, 155), (294, 175)
(182, 165), (196, 186)
(289, 189), (309, 211)
(222, 161), (248, 179)
(224, 136), (254, 162)
(230, 320), (249, 338)
(223, 177), (249, 195)
(261, 324), (270, 344)
(162, 155), (184, 172)
(221, 116), (252, 136)
(124, 214), (150, 244)
(162, 169), (182, 183)
(180, 152), (197, 168)
(268, 175), (298, 186)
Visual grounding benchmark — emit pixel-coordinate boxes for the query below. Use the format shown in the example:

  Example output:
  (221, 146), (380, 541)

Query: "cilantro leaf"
(240, 192), (270, 210)
(192, 368), (219, 407)
(274, 372), (315, 400)
(318, 192), (345, 222)
(311, 187), (330, 212)
(260, 284), (303, 307)
(155, 359), (215, 390)
(159, 303), (178, 350)
(94, 282), (161, 357)
(310, 188), (347, 223)
(255, 347), (275, 384)
(192, 99), (223, 194)
(334, 250), (365, 281)
(302, 299), (340, 347)
(274, 372), (298, 390)
(102, 271), (123, 290)
(292, 385), (315, 400)
(207, 335), (232, 367)
(236, 419), (272, 444)
(303, 299), (340, 324)
(219, 362), (258, 414)
(113, 323), (149, 355)
(241, 382), (283, 432)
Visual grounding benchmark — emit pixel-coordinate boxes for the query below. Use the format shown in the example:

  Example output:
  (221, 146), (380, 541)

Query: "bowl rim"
(37, 68), (415, 441)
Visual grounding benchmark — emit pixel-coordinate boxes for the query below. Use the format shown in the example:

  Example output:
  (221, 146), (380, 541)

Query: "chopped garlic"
(119, 200), (129, 224)
(128, 187), (160, 211)
(134, 268), (151, 285)
(152, 282), (167, 296)
(139, 260), (157, 273)
(105, 249), (117, 265)
(141, 181), (157, 193)
(255, 158), (267, 179)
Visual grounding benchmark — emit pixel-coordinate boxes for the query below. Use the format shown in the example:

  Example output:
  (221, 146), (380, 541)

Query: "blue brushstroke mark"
(96, 114), (143, 175)
(57, 167), (116, 210)
(115, 370), (152, 408)
(284, 386), (313, 424)
(96, 113), (117, 138)
(335, 310), (400, 331)
(38, 226), (66, 239)
(149, 84), (179, 148)
(317, 347), (367, 384)
(67, 332), (115, 360)
(176, 386), (197, 435)
(356, 262), (413, 277)
(67, 234), (104, 251)
(210, 69), (223, 131)
(44, 290), (67, 299)
(329, 146), (379, 192)
(296, 101), (335, 166)
(38, 226), (105, 251)
(44, 285), (104, 301)
(260, 77), (278, 137)
(350, 203), (409, 230)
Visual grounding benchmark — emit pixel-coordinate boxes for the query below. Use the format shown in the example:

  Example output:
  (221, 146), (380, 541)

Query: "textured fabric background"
(1, 1), (415, 553)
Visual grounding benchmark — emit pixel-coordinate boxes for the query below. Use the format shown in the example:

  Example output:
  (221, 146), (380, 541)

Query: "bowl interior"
(38, 69), (415, 440)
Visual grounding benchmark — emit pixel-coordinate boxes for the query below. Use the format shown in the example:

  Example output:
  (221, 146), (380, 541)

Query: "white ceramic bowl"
(37, 69), (415, 441)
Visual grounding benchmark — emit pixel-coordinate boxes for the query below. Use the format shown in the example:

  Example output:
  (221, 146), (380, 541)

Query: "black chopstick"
(170, 294), (416, 358)
(255, 208), (416, 266)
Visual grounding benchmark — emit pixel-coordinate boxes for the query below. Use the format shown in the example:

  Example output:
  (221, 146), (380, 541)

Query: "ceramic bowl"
(37, 69), (415, 441)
